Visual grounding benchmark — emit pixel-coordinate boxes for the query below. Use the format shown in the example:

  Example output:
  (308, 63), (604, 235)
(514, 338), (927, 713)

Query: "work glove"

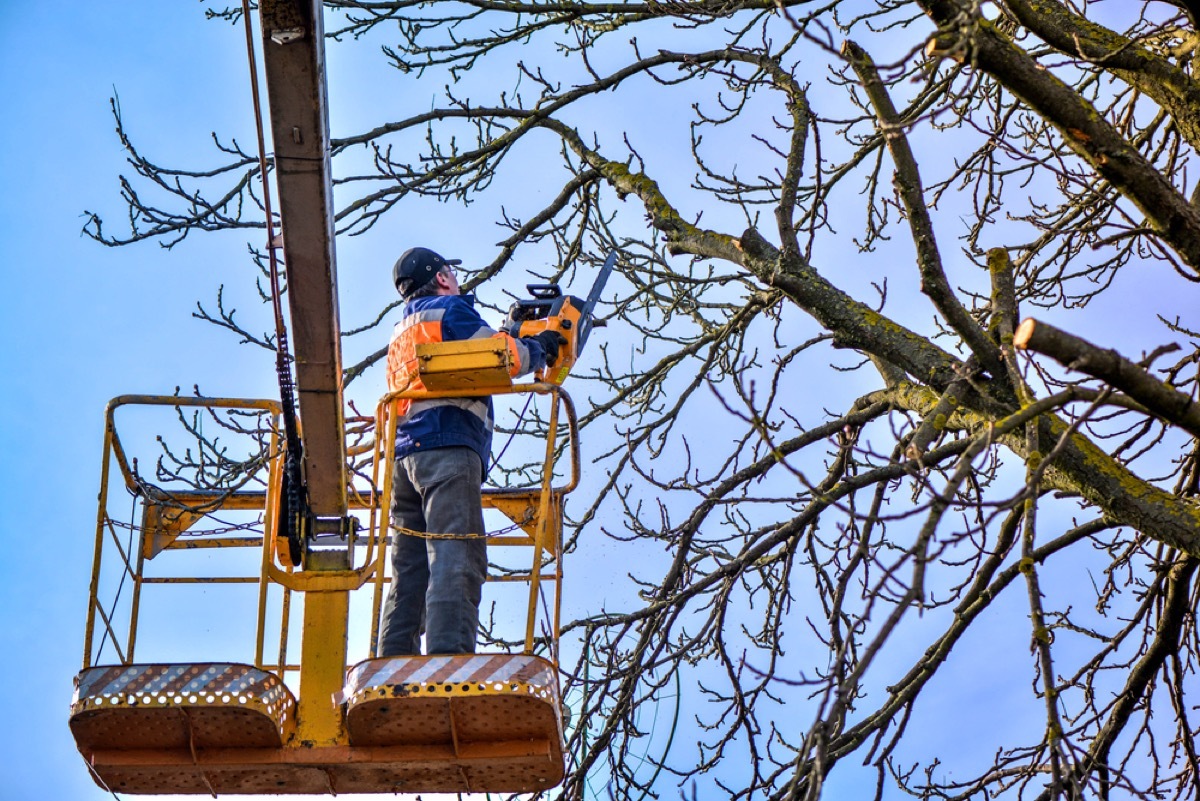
(532, 331), (569, 366)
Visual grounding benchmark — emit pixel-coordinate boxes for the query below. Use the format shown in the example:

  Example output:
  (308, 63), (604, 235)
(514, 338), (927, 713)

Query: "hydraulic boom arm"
(257, 0), (347, 522)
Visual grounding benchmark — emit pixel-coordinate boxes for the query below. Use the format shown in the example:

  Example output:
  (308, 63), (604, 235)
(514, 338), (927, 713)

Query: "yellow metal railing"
(82, 383), (578, 678)
(369, 381), (580, 662)
(83, 395), (286, 672)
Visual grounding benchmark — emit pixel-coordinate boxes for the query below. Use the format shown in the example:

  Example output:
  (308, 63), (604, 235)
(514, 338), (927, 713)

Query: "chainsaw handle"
(526, 283), (562, 299)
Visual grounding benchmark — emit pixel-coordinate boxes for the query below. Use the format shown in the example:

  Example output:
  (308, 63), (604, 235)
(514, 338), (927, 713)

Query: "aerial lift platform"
(69, 0), (590, 792)
(70, 370), (579, 794)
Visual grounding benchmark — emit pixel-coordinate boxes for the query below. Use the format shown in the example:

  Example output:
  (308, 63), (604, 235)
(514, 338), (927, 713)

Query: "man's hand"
(532, 331), (569, 366)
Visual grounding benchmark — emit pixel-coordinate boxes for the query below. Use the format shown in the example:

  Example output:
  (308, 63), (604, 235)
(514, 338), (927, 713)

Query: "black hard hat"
(392, 247), (462, 297)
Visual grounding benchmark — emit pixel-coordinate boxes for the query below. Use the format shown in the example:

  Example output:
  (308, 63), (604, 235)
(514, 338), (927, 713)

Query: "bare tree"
(87, 1), (1200, 799)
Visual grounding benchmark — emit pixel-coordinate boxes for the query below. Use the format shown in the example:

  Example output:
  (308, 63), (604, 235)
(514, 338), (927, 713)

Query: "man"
(378, 246), (565, 656)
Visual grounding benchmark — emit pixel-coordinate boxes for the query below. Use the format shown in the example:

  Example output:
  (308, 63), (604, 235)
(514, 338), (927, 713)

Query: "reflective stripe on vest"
(387, 305), (494, 424)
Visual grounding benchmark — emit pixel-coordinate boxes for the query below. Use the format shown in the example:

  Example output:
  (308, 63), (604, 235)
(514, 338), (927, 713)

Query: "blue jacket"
(386, 294), (548, 469)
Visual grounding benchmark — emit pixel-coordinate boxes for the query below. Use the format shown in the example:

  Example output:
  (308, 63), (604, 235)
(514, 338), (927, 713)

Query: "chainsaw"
(501, 252), (616, 385)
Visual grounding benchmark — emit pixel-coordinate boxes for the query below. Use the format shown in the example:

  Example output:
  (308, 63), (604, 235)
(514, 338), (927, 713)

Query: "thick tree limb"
(919, 0), (1200, 274)
(1014, 317), (1200, 439)
(735, 226), (965, 390)
(1003, 0), (1200, 153)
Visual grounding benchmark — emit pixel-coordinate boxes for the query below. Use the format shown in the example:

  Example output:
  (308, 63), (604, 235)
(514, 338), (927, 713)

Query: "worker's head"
(393, 247), (462, 299)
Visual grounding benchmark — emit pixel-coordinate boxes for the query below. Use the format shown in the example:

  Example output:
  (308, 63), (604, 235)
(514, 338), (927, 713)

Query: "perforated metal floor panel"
(71, 663), (295, 751)
(342, 653), (565, 792)
(70, 657), (566, 795)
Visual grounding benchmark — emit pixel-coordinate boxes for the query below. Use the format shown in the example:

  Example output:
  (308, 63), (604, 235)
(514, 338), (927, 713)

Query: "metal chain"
(392, 520), (527, 540)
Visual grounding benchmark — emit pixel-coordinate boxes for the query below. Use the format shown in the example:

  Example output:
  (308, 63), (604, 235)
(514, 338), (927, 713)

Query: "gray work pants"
(378, 446), (487, 656)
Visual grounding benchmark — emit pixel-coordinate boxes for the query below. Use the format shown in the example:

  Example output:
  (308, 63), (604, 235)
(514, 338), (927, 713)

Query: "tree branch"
(1014, 317), (1200, 438)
